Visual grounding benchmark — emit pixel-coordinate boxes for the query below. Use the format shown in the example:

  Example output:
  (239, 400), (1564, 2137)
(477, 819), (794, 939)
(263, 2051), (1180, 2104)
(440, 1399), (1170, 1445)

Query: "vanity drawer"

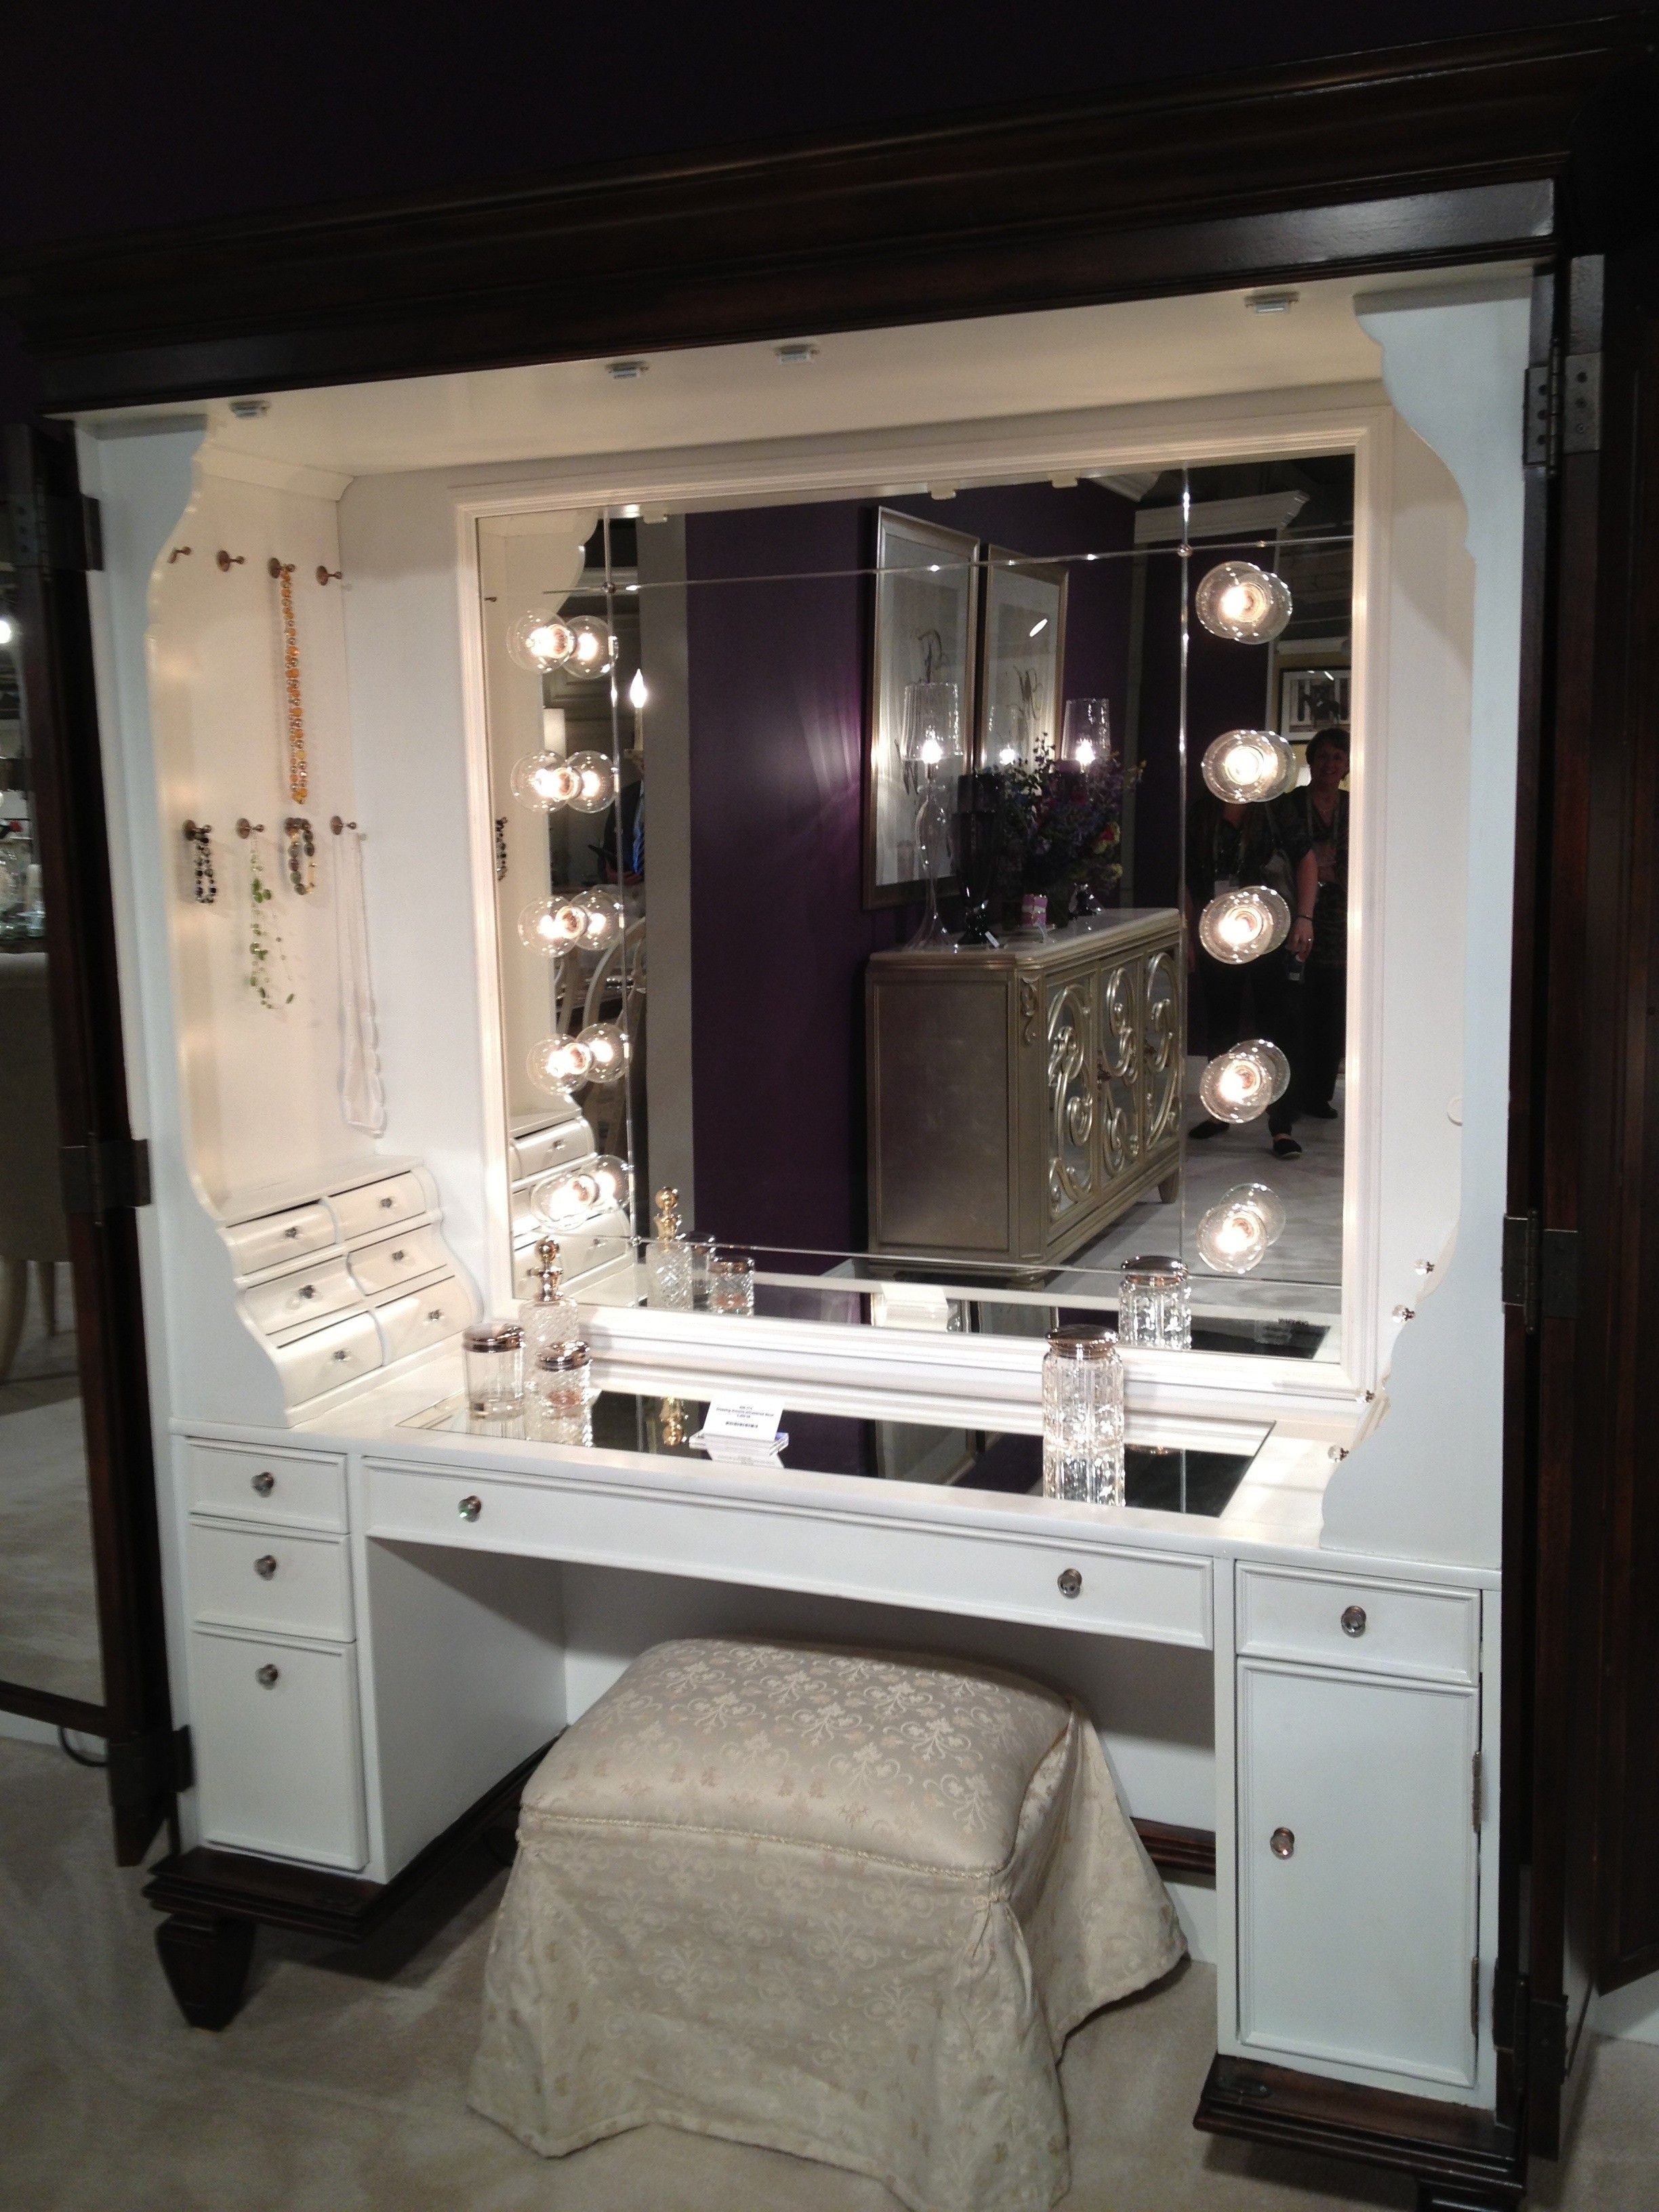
(512, 1116), (593, 1184)
(191, 1629), (366, 1868)
(188, 1519), (354, 1639)
(184, 1438), (346, 1531)
(1237, 1566), (1479, 1685)
(350, 1224), (447, 1298)
(377, 1275), (472, 1361)
(243, 1254), (359, 1339)
(364, 1460), (1213, 1647)
(225, 1201), (337, 1276)
(272, 1311), (382, 1406)
(331, 1171), (425, 1241)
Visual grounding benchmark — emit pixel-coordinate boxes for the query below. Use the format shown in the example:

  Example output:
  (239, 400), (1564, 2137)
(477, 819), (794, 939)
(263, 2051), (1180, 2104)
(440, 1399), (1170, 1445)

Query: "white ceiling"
(81, 264), (1529, 485)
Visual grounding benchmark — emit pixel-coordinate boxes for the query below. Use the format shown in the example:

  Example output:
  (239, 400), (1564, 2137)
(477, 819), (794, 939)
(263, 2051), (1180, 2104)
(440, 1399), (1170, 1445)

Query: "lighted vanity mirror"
(478, 455), (1354, 1361)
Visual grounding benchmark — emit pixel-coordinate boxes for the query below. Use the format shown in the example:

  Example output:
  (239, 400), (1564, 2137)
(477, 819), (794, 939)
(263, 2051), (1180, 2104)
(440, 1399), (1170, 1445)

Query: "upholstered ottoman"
(470, 1638), (1184, 2212)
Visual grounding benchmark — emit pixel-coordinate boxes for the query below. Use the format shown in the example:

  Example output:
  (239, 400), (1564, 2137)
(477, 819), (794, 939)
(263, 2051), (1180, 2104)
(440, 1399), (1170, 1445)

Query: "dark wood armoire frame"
(7, 16), (1659, 2205)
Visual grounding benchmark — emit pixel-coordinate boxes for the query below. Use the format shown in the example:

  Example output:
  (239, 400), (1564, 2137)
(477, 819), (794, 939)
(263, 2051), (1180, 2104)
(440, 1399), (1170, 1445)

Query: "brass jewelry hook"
(182, 820), (210, 840)
(216, 550), (245, 572)
(329, 816), (359, 834)
(268, 558), (294, 578)
(168, 546), (192, 563)
(235, 819), (266, 838)
(316, 566), (343, 586)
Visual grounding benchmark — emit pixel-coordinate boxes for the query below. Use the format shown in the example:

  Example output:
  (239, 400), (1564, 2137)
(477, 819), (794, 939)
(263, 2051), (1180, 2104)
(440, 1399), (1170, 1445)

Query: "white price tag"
(699, 1398), (784, 1445)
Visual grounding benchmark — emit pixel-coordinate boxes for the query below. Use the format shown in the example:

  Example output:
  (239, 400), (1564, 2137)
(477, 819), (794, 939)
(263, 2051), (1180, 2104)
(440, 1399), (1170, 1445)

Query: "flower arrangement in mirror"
(977, 741), (1134, 932)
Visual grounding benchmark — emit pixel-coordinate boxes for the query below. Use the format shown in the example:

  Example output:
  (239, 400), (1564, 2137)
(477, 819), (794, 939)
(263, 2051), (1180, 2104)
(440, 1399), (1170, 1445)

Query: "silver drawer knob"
(332, 1347), (350, 1362)
(1057, 1568), (1082, 1599)
(390, 1248), (406, 1263)
(458, 1494), (483, 1521)
(1270, 1827), (1295, 1859)
(255, 1663), (280, 1687)
(1341, 1605), (1368, 1637)
(379, 1194), (396, 1209)
(254, 1554), (278, 1580)
(283, 1225), (300, 1240)
(298, 1283), (318, 1300)
(427, 1308), (444, 1322)
(251, 1471), (276, 1496)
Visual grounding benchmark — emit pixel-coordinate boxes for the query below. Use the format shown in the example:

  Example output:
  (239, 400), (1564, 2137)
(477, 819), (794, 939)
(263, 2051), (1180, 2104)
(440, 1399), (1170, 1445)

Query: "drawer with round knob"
(223, 1201), (337, 1277)
(329, 1171), (426, 1243)
(184, 1438), (346, 1531)
(374, 1275), (473, 1363)
(271, 1311), (383, 1406)
(190, 1628), (366, 1869)
(243, 1253), (359, 1340)
(348, 1225), (448, 1299)
(1236, 1565), (1479, 1685)
(188, 1519), (353, 1639)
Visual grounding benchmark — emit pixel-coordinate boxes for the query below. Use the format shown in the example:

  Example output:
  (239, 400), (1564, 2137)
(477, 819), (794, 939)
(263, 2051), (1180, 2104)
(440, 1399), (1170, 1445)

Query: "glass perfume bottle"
(649, 1187), (692, 1310)
(1042, 1325), (1125, 1506)
(520, 1237), (579, 1362)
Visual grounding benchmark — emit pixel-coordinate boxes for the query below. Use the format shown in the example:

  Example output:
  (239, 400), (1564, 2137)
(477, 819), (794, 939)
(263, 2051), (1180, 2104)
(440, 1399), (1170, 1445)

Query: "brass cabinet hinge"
(60, 1136), (152, 1225)
(1, 489), (103, 573)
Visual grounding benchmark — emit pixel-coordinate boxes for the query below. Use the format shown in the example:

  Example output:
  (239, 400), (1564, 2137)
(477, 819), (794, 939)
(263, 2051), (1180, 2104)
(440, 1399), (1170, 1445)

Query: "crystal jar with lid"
(1042, 1325), (1125, 1506)
(533, 1338), (593, 1415)
(462, 1319), (525, 1417)
(1117, 1254), (1191, 1350)
(520, 1237), (579, 1362)
(708, 1250), (756, 1317)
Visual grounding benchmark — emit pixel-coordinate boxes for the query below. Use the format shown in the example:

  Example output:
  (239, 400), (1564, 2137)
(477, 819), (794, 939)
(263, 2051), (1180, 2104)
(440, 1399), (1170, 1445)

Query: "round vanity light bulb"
(1198, 1038), (1291, 1124)
(1197, 1186), (1279, 1274)
(531, 1167), (603, 1229)
(1201, 729), (1296, 805)
(590, 1155), (632, 1210)
(576, 888), (628, 947)
(506, 610), (575, 673)
(576, 1021), (629, 1082)
(527, 1033), (594, 1094)
(518, 896), (588, 956)
(1198, 884), (1290, 964)
(1228, 1180), (1287, 1245)
(563, 615), (615, 681)
(510, 752), (581, 811)
(1195, 560), (1292, 644)
(0, 616), (14, 647)
(564, 751), (616, 815)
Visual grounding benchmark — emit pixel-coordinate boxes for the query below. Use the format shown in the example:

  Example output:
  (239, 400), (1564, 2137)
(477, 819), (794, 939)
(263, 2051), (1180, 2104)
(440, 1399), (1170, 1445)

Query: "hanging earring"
(284, 814), (316, 895)
(183, 821), (217, 904)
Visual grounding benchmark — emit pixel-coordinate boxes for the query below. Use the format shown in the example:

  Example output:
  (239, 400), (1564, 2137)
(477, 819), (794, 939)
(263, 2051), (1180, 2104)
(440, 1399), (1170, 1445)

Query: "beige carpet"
(1, 1739), (1653, 2211)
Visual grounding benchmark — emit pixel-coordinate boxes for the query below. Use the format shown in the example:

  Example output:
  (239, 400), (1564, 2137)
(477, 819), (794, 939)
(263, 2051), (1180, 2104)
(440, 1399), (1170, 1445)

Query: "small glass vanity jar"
(1118, 1254), (1191, 1350)
(463, 1319), (525, 1417)
(533, 1339), (594, 1415)
(708, 1250), (756, 1317)
(1042, 1326), (1125, 1507)
(688, 1237), (718, 1308)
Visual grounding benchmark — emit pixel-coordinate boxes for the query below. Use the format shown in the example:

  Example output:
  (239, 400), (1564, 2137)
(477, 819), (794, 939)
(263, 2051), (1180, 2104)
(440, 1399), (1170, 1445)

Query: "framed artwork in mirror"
(1276, 653), (1351, 738)
(977, 552), (1068, 766)
(864, 508), (980, 908)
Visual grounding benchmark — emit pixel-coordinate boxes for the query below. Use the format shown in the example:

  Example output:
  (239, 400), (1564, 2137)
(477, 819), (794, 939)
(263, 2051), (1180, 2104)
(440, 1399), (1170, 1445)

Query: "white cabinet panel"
(184, 1438), (346, 1531)
(190, 1629), (366, 1869)
(188, 1521), (354, 1639)
(1238, 1661), (1478, 2087)
(1237, 1567), (1479, 1685)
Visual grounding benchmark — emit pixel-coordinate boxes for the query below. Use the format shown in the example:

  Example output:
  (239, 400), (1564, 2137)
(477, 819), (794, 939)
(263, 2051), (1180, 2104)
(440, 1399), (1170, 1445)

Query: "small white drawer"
(184, 1438), (346, 1531)
(1237, 1566), (1480, 1685)
(188, 1519), (354, 1639)
(376, 1274), (472, 1362)
(331, 1172), (425, 1241)
(512, 1117), (593, 1184)
(243, 1254), (359, 1340)
(224, 1201), (336, 1277)
(272, 1311), (383, 1406)
(191, 1628), (366, 1868)
(349, 1224), (448, 1298)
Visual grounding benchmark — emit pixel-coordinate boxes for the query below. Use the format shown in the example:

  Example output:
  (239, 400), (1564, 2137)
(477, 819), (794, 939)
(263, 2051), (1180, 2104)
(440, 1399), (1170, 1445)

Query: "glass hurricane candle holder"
(1195, 560), (1293, 644)
(1198, 884), (1290, 964)
(1118, 1255), (1191, 1349)
(462, 1319), (525, 1416)
(1042, 1326), (1125, 1507)
(1199, 1038), (1291, 1123)
(708, 1250), (756, 1317)
(1201, 729), (1296, 804)
(1061, 697), (1111, 772)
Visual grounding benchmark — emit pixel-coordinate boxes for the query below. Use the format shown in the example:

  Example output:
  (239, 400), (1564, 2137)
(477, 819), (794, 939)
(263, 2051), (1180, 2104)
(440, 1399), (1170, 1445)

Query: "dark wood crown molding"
(3, 16), (1656, 413)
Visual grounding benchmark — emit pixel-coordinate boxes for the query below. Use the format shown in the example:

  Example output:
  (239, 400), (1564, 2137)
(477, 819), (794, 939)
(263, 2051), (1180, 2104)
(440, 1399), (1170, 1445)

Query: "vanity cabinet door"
(190, 1629), (366, 1869)
(1237, 1660), (1479, 2089)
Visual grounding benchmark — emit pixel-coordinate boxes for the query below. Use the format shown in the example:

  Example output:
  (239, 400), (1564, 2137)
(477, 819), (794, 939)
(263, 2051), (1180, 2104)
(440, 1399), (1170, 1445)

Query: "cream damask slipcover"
(470, 1637), (1185, 2212)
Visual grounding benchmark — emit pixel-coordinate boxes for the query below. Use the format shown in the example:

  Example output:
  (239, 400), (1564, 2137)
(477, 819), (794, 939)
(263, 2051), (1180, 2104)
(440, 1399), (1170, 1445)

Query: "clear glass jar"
(1118, 1254), (1191, 1349)
(1042, 1325), (1124, 1506)
(708, 1250), (756, 1317)
(533, 1339), (593, 1414)
(687, 1237), (718, 1309)
(462, 1319), (525, 1417)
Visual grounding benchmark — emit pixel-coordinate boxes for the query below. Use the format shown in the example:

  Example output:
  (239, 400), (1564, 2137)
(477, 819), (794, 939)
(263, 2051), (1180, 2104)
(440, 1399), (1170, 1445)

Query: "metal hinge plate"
(104, 1723), (191, 1814)
(1493, 1964), (1528, 2057)
(1502, 1213), (1580, 1328)
(1, 489), (103, 573)
(60, 1136), (152, 1224)
(1562, 352), (1602, 455)
(1523, 359), (1555, 470)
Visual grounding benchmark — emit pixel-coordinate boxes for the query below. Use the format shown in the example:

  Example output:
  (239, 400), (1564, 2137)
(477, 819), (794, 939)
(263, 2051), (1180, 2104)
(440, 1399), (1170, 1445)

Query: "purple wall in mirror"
(684, 480), (1136, 1255)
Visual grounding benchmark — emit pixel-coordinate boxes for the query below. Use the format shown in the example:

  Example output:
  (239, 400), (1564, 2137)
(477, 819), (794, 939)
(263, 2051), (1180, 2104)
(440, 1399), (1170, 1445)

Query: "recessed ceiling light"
(228, 397), (270, 418)
(1246, 290), (1299, 315)
(775, 342), (819, 366)
(607, 361), (649, 382)
(928, 485), (958, 501)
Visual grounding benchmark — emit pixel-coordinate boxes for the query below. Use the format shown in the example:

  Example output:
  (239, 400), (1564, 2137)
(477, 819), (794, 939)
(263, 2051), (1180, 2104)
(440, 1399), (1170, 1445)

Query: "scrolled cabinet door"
(1237, 1660), (1480, 2089)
